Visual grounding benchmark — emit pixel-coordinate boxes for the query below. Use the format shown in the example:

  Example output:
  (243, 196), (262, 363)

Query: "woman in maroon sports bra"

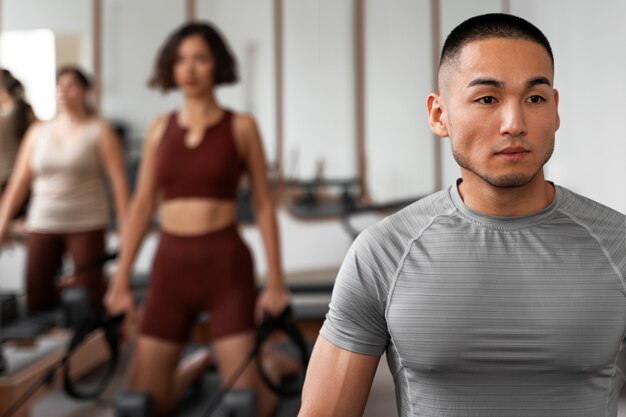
(105, 22), (290, 416)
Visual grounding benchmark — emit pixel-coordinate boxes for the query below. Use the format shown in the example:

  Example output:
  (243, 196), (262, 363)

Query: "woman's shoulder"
(26, 120), (47, 137)
(230, 111), (259, 139)
(143, 112), (176, 148)
(93, 117), (114, 132)
(150, 112), (175, 127)
(18, 120), (47, 152)
(230, 111), (256, 126)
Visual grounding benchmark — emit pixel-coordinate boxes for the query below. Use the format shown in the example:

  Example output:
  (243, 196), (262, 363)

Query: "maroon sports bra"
(155, 110), (244, 201)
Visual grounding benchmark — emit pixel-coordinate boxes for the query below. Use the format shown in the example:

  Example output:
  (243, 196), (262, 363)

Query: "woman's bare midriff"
(159, 198), (237, 236)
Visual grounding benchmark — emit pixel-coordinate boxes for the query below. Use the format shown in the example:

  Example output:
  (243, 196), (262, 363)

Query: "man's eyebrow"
(526, 76), (552, 88)
(466, 78), (503, 89)
(466, 76), (553, 90)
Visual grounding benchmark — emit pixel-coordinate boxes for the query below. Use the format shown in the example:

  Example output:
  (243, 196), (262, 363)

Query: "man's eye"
(527, 95), (545, 104)
(477, 96), (496, 104)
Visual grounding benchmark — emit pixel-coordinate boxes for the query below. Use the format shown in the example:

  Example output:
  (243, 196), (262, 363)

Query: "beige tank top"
(28, 119), (109, 232)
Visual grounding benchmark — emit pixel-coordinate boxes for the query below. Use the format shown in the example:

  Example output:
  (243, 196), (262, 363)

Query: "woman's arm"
(0, 123), (39, 242)
(234, 114), (289, 320)
(97, 121), (129, 235)
(105, 116), (165, 314)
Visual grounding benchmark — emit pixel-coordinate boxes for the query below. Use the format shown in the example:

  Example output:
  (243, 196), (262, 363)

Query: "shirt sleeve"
(320, 230), (392, 356)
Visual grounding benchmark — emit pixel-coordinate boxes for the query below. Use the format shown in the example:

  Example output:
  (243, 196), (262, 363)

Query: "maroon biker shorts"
(140, 225), (257, 343)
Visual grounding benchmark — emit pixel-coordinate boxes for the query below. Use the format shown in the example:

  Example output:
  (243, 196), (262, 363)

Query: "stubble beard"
(451, 143), (555, 189)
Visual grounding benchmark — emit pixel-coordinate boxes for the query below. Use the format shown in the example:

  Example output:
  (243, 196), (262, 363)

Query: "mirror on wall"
(0, 0), (93, 120)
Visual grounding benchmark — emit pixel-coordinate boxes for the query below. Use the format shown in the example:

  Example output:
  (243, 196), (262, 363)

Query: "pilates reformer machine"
(0, 243), (124, 417)
(0, 246), (315, 417)
(0, 178), (423, 417)
(0, 286), (121, 417)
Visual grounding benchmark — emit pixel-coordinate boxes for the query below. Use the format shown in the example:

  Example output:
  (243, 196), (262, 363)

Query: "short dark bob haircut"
(148, 21), (238, 92)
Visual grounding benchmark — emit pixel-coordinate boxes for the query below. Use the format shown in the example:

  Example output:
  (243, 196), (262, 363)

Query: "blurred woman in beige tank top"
(0, 66), (129, 312)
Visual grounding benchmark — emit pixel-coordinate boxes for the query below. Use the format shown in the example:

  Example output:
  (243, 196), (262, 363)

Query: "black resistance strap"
(255, 306), (309, 397)
(200, 305), (309, 417)
(63, 312), (125, 399)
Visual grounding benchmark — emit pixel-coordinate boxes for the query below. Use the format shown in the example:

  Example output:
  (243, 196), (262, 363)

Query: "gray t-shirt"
(321, 183), (626, 417)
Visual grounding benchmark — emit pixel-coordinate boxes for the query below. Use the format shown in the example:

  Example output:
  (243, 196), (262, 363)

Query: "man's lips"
(495, 146), (529, 161)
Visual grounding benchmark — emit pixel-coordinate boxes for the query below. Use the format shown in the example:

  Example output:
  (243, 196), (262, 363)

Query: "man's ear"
(427, 93), (449, 138)
(553, 88), (560, 131)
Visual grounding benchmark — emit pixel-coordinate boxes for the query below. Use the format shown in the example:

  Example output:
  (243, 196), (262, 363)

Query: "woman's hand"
(105, 278), (136, 317)
(255, 284), (291, 323)
(105, 278), (139, 342)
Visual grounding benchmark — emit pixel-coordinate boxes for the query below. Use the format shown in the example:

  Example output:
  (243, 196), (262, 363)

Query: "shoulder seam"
(384, 207), (459, 317)
(557, 207), (626, 294)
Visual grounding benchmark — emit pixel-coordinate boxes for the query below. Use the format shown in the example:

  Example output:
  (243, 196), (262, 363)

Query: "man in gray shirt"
(299, 13), (626, 417)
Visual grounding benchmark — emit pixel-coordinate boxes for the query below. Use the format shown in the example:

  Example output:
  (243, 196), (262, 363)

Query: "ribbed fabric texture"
(321, 183), (626, 417)
(154, 110), (244, 201)
(28, 120), (109, 232)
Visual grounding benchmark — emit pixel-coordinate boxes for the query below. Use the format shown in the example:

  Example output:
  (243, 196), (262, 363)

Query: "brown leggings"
(141, 225), (257, 343)
(26, 229), (106, 312)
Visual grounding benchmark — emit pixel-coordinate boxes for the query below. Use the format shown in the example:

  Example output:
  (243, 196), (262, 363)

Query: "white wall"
(365, 0), (435, 202)
(101, 0), (185, 142)
(510, 0), (626, 213)
(1, 0), (92, 38)
(283, 0), (356, 180)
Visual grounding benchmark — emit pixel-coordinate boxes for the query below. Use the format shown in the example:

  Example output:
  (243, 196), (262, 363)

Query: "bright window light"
(0, 29), (57, 120)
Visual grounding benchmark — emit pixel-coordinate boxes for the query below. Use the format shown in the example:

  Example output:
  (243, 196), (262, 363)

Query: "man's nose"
(500, 101), (527, 137)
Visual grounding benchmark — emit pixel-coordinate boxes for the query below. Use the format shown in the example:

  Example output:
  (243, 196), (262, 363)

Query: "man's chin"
(481, 173), (537, 189)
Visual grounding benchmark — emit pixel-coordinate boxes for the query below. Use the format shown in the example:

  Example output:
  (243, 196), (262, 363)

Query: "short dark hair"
(148, 21), (238, 92)
(56, 65), (92, 90)
(2, 68), (24, 98)
(440, 13), (553, 70)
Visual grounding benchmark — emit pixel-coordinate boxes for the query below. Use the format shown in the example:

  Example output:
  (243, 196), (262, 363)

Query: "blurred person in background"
(0, 65), (129, 313)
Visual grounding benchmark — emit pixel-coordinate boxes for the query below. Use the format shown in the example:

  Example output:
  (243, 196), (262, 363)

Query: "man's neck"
(457, 171), (555, 217)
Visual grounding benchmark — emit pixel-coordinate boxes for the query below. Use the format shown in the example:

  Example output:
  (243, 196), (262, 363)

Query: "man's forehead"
(440, 37), (554, 89)
(460, 37), (551, 60)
